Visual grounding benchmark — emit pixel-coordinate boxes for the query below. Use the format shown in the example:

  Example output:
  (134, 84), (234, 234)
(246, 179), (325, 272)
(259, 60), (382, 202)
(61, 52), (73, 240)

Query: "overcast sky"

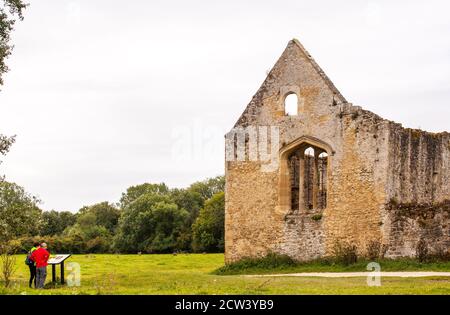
(0, 0), (449, 211)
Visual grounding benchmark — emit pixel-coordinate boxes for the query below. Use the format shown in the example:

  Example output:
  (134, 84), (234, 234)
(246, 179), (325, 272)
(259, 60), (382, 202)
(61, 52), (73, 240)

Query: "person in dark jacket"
(26, 242), (40, 288)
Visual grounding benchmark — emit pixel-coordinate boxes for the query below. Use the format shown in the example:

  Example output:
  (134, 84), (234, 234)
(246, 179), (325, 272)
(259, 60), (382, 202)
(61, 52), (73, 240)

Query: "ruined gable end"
(225, 39), (450, 264)
(234, 39), (347, 128)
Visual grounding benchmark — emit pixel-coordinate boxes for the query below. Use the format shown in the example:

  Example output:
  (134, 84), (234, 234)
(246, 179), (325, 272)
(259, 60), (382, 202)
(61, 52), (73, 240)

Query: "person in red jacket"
(31, 242), (50, 289)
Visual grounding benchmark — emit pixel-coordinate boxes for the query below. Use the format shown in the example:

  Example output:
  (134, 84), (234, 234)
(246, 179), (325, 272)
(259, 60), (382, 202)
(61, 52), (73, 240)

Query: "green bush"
(10, 234), (113, 254)
(214, 253), (296, 274)
(86, 237), (111, 253)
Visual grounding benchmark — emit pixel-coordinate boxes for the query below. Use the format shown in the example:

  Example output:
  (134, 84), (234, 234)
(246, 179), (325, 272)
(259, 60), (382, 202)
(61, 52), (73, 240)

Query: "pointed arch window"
(282, 140), (330, 212)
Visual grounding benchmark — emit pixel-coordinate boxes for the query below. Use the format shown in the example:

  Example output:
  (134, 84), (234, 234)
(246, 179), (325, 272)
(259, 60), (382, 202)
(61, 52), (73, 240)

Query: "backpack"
(25, 251), (34, 266)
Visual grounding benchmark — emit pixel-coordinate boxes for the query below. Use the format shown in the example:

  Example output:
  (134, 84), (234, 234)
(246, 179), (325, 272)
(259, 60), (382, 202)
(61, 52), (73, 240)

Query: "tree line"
(0, 176), (225, 254)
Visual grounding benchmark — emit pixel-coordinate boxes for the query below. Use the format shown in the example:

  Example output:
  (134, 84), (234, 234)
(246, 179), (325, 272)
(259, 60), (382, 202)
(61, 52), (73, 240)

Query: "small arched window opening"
(305, 147), (315, 156)
(284, 93), (298, 116)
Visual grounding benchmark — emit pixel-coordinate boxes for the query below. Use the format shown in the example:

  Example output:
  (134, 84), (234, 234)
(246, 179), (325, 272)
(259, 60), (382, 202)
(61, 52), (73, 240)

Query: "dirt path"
(244, 272), (450, 278)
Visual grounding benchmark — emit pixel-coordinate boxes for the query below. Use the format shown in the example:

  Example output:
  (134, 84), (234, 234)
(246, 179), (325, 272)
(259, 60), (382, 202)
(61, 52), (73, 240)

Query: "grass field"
(0, 254), (449, 295)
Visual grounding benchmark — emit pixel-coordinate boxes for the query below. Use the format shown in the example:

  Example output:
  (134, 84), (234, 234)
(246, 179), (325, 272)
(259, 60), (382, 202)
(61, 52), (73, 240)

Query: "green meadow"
(1, 254), (449, 295)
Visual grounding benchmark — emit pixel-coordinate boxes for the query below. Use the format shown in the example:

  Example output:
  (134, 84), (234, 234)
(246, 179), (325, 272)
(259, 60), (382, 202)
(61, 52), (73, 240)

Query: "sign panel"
(48, 254), (71, 265)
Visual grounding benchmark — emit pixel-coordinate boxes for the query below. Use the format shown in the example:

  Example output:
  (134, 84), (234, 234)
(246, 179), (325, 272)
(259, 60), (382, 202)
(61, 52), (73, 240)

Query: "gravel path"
(244, 272), (450, 278)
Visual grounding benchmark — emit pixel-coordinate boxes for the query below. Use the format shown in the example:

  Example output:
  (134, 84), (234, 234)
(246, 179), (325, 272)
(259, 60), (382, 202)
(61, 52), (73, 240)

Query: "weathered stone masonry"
(224, 39), (450, 263)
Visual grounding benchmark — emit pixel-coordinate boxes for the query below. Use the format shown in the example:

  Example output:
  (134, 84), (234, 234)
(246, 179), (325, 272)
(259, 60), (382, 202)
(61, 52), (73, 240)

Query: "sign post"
(48, 254), (71, 285)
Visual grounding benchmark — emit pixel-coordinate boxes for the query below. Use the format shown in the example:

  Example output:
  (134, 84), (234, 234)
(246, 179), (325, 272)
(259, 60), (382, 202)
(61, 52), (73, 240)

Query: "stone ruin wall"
(225, 101), (393, 263)
(225, 160), (284, 263)
(383, 125), (450, 258)
(322, 105), (390, 259)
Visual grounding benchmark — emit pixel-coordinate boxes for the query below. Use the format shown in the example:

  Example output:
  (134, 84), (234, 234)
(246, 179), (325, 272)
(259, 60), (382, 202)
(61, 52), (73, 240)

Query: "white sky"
(0, 0), (449, 211)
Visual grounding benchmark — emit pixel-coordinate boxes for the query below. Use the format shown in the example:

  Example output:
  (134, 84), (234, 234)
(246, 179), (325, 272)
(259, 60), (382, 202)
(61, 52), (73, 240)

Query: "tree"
(77, 202), (120, 233)
(188, 176), (224, 201)
(192, 192), (225, 253)
(0, 0), (27, 278)
(170, 188), (204, 224)
(0, 133), (15, 174)
(0, 0), (27, 86)
(0, 181), (41, 241)
(0, 134), (14, 159)
(40, 210), (77, 236)
(119, 183), (169, 209)
(169, 188), (204, 250)
(114, 193), (188, 253)
(59, 202), (120, 253)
